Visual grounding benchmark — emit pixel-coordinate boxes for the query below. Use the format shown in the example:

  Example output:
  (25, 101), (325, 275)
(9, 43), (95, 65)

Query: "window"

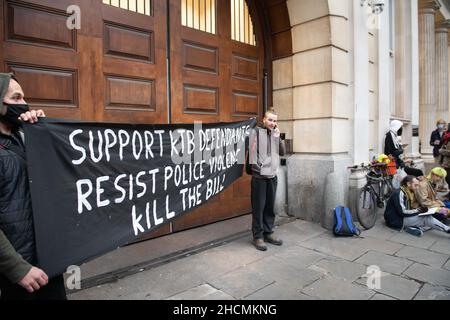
(181, 0), (216, 34)
(231, 0), (256, 46)
(102, 0), (152, 16)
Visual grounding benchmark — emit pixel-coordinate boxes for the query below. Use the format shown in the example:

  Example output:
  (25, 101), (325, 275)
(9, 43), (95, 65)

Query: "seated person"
(384, 175), (450, 237)
(433, 175), (449, 201)
(415, 167), (450, 221)
(426, 166), (449, 197)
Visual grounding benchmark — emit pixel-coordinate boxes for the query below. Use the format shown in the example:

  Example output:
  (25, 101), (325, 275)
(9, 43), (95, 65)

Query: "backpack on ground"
(333, 206), (361, 237)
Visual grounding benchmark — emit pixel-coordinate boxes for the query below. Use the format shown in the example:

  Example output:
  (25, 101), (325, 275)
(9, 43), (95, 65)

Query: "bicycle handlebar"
(347, 162), (387, 170)
(372, 163), (388, 167)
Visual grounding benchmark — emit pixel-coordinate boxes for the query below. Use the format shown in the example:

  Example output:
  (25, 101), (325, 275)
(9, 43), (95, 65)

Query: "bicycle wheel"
(383, 176), (394, 199)
(356, 186), (377, 230)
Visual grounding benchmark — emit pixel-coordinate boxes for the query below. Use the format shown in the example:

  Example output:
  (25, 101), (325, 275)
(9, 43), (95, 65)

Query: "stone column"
(377, 0), (392, 156)
(394, 0), (423, 172)
(419, 0), (440, 160)
(395, 0), (413, 149)
(395, 1), (411, 118)
(353, 0), (370, 164)
(436, 21), (449, 122)
(448, 43), (450, 116)
(410, 0), (424, 170)
(448, 42), (450, 116)
(286, 0), (353, 224)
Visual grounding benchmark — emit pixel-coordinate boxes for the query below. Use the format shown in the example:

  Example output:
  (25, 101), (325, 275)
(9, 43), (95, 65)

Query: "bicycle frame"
(360, 185), (376, 210)
(349, 162), (396, 230)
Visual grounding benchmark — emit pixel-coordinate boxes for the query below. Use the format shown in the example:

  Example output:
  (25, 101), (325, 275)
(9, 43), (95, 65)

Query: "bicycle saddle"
(366, 171), (382, 180)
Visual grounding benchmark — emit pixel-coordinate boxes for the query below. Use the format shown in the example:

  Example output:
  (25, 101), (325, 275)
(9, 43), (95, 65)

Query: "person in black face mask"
(0, 73), (66, 300)
(1, 102), (29, 127)
(384, 120), (423, 177)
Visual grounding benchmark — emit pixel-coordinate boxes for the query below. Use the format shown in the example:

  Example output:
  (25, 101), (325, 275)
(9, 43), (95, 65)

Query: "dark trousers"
(251, 176), (277, 239)
(0, 274), (66, 300)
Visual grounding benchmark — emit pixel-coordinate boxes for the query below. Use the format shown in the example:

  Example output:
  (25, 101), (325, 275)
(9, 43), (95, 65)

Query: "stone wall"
(272, 0), (353, 224)
(272, 0), (432, 227)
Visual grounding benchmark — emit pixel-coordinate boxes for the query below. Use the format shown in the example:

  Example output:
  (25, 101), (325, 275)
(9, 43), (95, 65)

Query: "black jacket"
(384, 188), (420, 230)
(0, 131), (36, 265)
(384, 132), (404, 169)
(430, 129), (444, 158)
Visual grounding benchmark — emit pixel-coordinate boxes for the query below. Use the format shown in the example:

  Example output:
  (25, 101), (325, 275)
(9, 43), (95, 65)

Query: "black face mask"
(1, 103), (29, 127)
(397, 128), (403, 137)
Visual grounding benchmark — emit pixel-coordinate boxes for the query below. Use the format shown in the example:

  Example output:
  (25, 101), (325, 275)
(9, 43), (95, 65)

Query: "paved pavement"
(69, 215), (450, 300)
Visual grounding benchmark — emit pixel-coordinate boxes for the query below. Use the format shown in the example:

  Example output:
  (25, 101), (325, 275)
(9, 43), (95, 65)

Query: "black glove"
(418, 207), (428, 213)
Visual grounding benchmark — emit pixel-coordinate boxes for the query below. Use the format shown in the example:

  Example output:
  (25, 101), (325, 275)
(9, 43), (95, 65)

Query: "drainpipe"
(166, 0), (172, 124)
(263, 69), (268, 112)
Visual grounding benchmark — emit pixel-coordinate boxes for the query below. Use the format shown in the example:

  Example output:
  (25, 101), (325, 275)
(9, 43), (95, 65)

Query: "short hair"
(401, 175), (417, 187)
(264, 108), (277, 118)
(437, 119), (446, 126)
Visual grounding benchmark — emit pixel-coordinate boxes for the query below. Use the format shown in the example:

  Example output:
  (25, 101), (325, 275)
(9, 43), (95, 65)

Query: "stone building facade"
(274, 0), (450, 226)
(1, 0), (448, 235)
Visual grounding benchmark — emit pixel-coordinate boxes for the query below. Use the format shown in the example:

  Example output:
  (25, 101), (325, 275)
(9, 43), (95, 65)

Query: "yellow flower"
(378, 154), (391, 164)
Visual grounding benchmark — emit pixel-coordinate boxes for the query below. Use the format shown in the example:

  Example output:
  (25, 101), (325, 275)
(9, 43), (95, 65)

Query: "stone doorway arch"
(266, 0), (354, 224)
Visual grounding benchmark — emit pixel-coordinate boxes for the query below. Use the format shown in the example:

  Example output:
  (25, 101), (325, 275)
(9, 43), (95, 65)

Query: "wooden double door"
(0, 0), (265, 235)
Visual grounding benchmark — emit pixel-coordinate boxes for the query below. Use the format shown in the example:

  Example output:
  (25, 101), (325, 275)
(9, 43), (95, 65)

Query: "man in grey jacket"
(249, 109), (286, 251)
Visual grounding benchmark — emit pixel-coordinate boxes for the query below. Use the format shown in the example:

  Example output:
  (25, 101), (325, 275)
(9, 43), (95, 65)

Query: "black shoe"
(252, 239), (267, 251)
(404, 226), (423, 237)
(264, 234), (283, 246)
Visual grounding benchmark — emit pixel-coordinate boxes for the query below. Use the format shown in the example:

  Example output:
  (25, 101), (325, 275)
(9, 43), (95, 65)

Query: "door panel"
(0, 0), (171, 240)
(0, 1), (3, 74)
(95, 1), (167, 124)
(2, 0), (90, 120)
(2, 0), (168, 122)
(170, 0), (264, 232)
(0, 0), (265, 236)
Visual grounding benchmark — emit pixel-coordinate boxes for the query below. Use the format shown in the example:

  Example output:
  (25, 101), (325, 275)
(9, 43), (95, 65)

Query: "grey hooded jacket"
(248, 126), (286, 179)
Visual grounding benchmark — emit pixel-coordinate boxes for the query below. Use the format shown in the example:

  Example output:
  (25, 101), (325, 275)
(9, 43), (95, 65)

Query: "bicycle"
(348, 162), (395, 230)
